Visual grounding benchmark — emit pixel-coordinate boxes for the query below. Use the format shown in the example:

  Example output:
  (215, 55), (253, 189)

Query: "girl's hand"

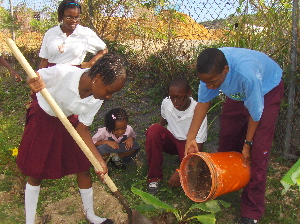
(107, 140), (119, 149)
(27, 73), (45, 93)
(123, 137), (133, 150)
(95, 159), (108, 181)
(80, 61), (92, 69)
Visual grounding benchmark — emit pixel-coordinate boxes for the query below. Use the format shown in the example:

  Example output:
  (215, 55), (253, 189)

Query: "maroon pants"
(145, 124), (185, 183)
(218, 80), (284, 220)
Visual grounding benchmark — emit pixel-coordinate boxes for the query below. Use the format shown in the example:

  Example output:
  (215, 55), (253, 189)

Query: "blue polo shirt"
(198, 47), (282, 121)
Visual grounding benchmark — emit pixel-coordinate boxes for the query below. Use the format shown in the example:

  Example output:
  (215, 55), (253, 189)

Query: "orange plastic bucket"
(179, 151), (250, 202)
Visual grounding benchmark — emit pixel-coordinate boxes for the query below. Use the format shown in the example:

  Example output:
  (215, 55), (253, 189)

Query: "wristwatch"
(244, 140), (253, 146)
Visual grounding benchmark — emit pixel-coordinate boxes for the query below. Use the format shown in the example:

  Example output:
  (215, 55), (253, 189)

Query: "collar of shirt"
(56, 24), (83, 37)
(165, 97), (195, 120)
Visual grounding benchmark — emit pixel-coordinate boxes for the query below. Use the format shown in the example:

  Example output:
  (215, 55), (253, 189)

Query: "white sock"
(79, 187), (106, 224)
(25, 183), (40, 224)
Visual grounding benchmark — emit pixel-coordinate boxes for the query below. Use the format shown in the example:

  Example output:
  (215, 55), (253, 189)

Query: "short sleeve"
(39, 28), (52, 59)
(78, 102), (102, 126)
(84, 28), (106, 55)
(161, 98), (168, 119)
(198, 81), (219, 103)
(127, 125), (137, 138)
(92, 127), (106, 144)
(243, 76), (264, 121)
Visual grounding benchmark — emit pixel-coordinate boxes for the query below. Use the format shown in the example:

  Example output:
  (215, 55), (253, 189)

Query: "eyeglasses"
(169, 95), (187, 102)
(64, 16), (81, 21)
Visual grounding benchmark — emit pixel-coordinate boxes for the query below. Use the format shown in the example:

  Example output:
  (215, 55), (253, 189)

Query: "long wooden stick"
(6, 38), (118, 191)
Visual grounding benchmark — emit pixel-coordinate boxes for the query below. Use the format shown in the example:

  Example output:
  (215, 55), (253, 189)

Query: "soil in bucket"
(184, 154), (212, 201)
(180, 152), (250, 203)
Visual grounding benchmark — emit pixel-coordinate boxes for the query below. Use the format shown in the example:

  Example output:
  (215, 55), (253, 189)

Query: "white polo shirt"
(161, 97), (207, 143)
(39, 24), (106, 65)
(36, 64), (103, 126)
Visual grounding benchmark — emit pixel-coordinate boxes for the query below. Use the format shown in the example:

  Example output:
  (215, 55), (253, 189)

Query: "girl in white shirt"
(39, 0), (107, 69)
(17, 53), (125, 224)
(92, 108), (140, 170)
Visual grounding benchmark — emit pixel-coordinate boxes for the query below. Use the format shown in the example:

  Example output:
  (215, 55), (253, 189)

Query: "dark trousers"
(145, 124), (185, 183)
(218, 80), (284, 220)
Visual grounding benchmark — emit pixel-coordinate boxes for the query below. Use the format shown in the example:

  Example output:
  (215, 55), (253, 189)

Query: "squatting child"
(145, 76), (208, 194)
(92, 108), (140, 170)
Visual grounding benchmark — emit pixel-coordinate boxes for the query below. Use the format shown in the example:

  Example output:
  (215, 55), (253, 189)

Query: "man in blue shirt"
(185, 47), (284, 224)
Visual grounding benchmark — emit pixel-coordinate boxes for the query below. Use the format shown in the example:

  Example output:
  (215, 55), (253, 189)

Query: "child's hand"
(27, 73), (45, 93)
(107, 140), (119, 149)
(185, 139), (199, 156)
(242, 145), (251, 167)
(95, 159), (108, 182)
(123, 137), (133, 150)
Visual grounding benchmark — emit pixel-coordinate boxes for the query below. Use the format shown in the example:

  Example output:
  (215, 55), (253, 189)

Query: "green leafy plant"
(280, 159), (300, 194)
(131, 186), (231, 224)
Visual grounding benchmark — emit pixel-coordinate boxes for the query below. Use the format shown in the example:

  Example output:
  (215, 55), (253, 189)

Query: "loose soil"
(184, 156), (212, 202)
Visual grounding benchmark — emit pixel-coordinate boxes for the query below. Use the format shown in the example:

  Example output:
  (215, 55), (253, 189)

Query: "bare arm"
(158, 117), (168, 126)
(81, 48), (108, 69)
(242, 116), (259, 165)
(95, 139), (119, 149)
(76, 122), (108, 175)
(185, 101), (210, 155)
(39, 58), (49, 69)
(0, 56), (22, 82)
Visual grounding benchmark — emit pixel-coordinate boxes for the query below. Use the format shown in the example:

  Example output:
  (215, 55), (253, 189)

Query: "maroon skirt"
(17, 100), (91, 179)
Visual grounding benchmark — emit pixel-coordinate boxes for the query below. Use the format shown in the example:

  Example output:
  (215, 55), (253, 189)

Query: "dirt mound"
(36, 182), (128, 224)
(90, 11), (222, 41)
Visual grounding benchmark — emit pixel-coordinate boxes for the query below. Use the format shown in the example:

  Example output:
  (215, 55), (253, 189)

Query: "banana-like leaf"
(131, 186), (178, 212)
(218, 200), (231, 208)
(188, 203), (210, 212)
(205, 200), (221, 214)
(189, 213), (216, 224)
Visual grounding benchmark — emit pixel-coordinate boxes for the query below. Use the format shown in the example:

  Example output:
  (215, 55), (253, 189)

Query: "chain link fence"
(0, 0), (299, 158)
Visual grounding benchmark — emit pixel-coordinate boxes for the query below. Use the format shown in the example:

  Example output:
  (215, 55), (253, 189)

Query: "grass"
(0, 74), (299, 223)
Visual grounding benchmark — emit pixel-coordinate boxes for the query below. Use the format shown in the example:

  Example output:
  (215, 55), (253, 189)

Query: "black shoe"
(101, 218), (113, 224)
(238, 217), (259, 224)
(110, 159), (126, 170)
(148, 181), (159, 195)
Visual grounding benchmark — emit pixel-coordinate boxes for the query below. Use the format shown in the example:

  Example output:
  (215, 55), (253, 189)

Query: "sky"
(1, 0), (242, 23)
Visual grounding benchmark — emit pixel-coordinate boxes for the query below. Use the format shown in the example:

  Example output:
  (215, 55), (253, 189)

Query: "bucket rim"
(180, 152), (217, 202)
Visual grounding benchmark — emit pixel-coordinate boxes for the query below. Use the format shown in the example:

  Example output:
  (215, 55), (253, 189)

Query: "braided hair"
(196, 48), (228, 75)
(105, 108), (128, 133)
(57, 0), (82, 21)
(88, 52), (126, 86)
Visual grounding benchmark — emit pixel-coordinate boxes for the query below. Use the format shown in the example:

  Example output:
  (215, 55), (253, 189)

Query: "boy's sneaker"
(110, 158), (126, 170)
(148, 181), (159, 195)
(238, 217), (258, 224)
